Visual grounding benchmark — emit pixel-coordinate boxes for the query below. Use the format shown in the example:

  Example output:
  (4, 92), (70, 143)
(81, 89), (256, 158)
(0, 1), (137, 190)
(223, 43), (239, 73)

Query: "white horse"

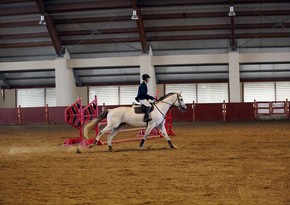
(83, 92), (187, 151)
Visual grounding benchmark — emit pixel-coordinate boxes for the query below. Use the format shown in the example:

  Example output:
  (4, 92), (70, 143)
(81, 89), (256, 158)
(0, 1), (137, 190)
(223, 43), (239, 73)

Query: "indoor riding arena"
(1, 0), (290, 205)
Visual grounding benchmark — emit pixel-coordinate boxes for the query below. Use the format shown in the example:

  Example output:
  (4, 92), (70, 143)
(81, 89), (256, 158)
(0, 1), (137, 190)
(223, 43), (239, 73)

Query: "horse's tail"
(83, 110), (109, 140)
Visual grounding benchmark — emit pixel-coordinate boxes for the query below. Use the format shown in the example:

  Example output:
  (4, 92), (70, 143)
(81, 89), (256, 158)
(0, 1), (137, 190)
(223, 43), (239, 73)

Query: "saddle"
(133, 103), (154, 114)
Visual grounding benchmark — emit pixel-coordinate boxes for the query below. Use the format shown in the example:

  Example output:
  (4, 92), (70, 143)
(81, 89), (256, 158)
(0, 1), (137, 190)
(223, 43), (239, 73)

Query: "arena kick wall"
(0, 102), (258, 125)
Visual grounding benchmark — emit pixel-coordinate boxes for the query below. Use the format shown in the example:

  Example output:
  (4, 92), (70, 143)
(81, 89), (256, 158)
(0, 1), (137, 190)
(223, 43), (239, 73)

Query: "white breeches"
(139, 99), (151, 107)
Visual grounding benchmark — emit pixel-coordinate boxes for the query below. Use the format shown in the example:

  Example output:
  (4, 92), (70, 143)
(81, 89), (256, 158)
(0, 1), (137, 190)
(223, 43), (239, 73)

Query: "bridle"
(153, 93), (184, 118)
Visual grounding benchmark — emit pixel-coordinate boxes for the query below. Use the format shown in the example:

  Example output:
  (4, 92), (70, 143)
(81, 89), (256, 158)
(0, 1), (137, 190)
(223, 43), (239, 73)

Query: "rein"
(154, 93), (180, 119)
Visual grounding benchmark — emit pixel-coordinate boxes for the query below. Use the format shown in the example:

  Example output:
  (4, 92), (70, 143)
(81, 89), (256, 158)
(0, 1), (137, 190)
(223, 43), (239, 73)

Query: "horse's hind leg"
(107, 123), (126, 151)
(91, 125), (112, 147)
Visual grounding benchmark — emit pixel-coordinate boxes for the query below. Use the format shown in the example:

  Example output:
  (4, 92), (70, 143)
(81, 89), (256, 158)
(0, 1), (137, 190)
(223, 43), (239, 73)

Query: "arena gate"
(254, 99), (289, 119)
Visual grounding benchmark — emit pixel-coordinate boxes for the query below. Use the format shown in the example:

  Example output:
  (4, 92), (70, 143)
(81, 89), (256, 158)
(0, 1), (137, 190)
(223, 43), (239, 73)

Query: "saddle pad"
(134, 105), (154, 114)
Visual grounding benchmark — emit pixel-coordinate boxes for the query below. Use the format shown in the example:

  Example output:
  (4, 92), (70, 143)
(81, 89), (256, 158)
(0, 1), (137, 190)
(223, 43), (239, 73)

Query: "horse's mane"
(157, 92), (176, 101)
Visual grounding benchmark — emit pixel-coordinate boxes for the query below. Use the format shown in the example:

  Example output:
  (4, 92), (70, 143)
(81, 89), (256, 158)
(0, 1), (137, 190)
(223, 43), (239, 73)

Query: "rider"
(135, 74), (156, 122)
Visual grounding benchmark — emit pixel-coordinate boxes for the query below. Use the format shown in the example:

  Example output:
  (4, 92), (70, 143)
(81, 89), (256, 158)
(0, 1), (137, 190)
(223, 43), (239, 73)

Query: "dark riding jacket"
(136, 82), (155, 101)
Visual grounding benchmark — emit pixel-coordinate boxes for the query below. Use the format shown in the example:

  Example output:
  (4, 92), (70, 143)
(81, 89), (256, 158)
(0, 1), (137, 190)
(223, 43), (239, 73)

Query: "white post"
(228, 51), (241, 102)
(55, 50), (78, 106)
(139, 46), (157, 96)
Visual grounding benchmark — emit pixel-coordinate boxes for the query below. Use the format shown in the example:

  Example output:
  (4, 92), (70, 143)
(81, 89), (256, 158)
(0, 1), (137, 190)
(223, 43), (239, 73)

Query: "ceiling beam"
(35, 0), (63, 56)
(62, 37), (140, 45)
(0, 41), (52, 48)
(54, 16), (130, 24)
(0, 21), (39, 28)
(2, 29), (290, 47)
(5, 76), (54, 80)
(131, 0), (147, 52)
(59, 28), (137, 36)
(62, 32), (290, 44)
(144, 10), (290, 20)
(53, 10), (288, 25)
(0, 32), (49, 39)
(0, 0), (33, 3)
(1, 32), (289, 49)
(138, 0), (290, 7)
(1, 22), (287, 40)
(77, 73), (139, 78)
(1, 10), (289, 28)
(149, 33), (290, 41)
(237, 32), (290, 38)
(47, 0), (129, 12)
(0, 6), (38, 16)
(59, 23), (289, 37)
(54, 10), (290, 24)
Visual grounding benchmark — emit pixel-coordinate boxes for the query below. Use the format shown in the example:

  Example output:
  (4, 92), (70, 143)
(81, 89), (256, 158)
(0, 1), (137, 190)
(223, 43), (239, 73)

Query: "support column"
(0, 89), (16, 108)
(55, 50), (78, 106)
(139, 47), (157, 96)
(229, 51), (241, 102)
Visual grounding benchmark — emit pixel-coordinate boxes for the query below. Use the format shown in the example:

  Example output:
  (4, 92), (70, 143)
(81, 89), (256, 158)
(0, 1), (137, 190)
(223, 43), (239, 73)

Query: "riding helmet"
(142, 74), (151, 80)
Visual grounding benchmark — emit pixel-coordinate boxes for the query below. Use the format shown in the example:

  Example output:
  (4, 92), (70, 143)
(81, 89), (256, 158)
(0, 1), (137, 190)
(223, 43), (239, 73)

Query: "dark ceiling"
(0, 0), (290, 88)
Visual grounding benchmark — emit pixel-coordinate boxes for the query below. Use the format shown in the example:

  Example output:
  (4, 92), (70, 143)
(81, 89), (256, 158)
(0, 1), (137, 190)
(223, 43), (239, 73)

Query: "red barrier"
(63, 98), (83, 146)
(82, 96), (100, 139)
(1, 101), (288, 126)
(226, 103), (255, 121)
(193, 102), (255, 122)
(65, 98), (82, 130)
(48, 107), (67, 124)
(171, 104), (192, 122)
(194, 103), (224, 121)
(0, 108), (18, 125)
(63, 96), (103, 146)
(19, 107), (47, 125)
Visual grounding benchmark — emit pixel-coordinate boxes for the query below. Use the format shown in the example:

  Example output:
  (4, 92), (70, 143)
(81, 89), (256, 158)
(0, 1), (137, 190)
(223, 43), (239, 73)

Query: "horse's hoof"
(88, 144), (95, 149)
(171, 144), (178, 149)
(76, 147), (82, 153)
(168, 140), (175, 149)
(139, 139), (145, 148)
(108, 146), (113, 152)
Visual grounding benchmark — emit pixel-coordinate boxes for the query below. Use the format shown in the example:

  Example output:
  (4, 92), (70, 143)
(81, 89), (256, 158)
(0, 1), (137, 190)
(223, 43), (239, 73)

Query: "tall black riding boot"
(143, 107), (152, 122)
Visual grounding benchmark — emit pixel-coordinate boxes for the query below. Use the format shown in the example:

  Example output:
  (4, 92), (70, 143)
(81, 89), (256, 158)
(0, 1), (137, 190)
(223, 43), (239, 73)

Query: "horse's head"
(173, 92), (187, 112)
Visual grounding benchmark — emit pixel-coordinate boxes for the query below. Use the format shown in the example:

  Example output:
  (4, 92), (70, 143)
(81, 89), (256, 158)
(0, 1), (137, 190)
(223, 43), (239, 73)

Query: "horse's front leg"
(139, 124), (155, 150)
(157, 124), (176, 149)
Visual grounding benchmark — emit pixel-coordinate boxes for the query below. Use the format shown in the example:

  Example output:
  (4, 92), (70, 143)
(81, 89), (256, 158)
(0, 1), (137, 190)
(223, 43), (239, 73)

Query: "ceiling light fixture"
(228, 6), (236, 17)
(39, 15), (46, 25)
(131, 10), (139, 20)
